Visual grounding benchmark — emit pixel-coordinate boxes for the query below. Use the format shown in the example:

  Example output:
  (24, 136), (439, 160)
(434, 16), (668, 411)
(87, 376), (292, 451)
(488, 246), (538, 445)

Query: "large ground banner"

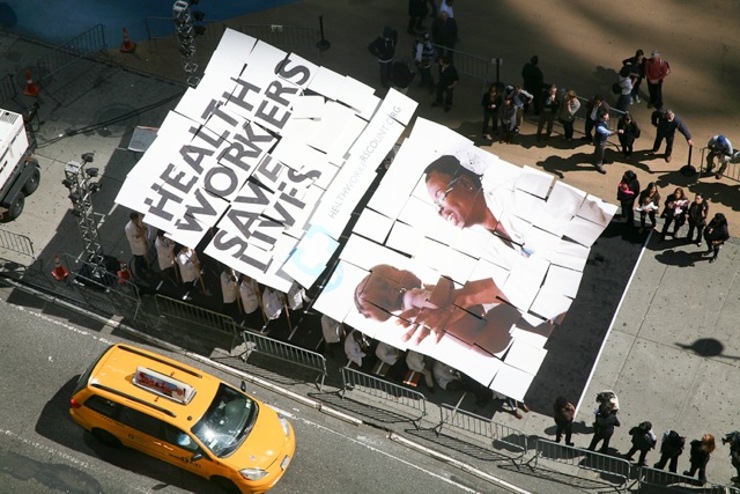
(115, 28), (417, 293)
(314, 118), (617, 399)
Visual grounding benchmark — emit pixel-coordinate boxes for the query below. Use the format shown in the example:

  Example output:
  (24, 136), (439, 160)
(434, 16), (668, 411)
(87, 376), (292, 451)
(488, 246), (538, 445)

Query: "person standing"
(644, 50), (670, 109)
(636, 182), (661, 233)
(703, 213), (730, 264)
(390, 60), (415, 94)
(238, 274), (261, 316)
(559, 89), (580, 142)
(653, 430), (686, 473)
(176, 246), (202, 291)
(344, 330), (368, 368)
(722, 431), (740, 482)
(617, 112), (640, 158)
(622, 49), (645, 104)
(481, 83), (502, 140)
(660, 187), (690, 240)
(583, 95), (610, 143)
(617, 170), (640, 228)
(521, 56), (544, 114)
(220, 268), (238, 319)
(407, 0), (431, 34)
(500, 97), (518, 144)
(431, 11), (457, 60)
(686, 193), (709, 245)
(705, 134), (735, 179)
(651, 108), (693, 163)
(368, 26), (398, 88)
(413, 32), (435, 94)
(684, 434), (716, 483)
(124, 211), (150, 280)
(154, 230), (177, 285)
(615, 65), (633, 112)
(553, 396), (576, 446)
(506, 84), (533, 129)
(433, 56), (459, 112)
(536, 84), (561, 143)
(593, 110), (623, 174)
(587, 403), (620, 453)
(624, 421), (657, 466)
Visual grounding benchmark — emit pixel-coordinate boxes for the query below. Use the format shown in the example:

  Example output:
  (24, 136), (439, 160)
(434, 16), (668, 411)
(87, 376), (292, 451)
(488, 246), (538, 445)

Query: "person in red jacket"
(644, 50), (670, 109)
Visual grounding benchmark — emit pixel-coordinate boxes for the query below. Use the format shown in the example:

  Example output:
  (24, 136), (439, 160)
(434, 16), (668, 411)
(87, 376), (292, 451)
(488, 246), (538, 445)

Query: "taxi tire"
(212, 476), (240, 494)
(91, 428), (122, 448)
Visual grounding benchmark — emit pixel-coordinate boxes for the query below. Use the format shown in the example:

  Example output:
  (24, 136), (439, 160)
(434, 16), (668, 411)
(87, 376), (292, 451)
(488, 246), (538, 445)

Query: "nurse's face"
(425, 170), (477, 228)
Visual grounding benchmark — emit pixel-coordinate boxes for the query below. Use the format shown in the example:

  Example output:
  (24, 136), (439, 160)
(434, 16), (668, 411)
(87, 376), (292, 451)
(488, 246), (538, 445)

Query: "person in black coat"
(684, 434), (716, 483)
(368, 26), (398, 88)
(588, 404), (620, 453)
(617, 112), (640, 158)
(481, 83), (503, 140)
(653, 429), (686, 473)
(624, 421), (657, 466)
(553, 396), (576, 446)
(686, 193), (709, 245)
(617, 170), (640, 228)
(703, 213), (730, 263)
(660, 187), (689, 240)
(637, 182), (660, 232)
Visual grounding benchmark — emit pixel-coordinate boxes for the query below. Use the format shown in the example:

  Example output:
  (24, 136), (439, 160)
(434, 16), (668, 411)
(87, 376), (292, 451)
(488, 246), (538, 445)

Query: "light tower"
(173, 0), (204, 88)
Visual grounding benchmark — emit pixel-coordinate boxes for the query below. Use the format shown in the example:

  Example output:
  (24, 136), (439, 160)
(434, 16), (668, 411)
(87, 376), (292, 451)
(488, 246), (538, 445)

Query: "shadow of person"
(593, 65), (620, 87)
(653, 248), (707, 267)
(535, 152), (601, 179)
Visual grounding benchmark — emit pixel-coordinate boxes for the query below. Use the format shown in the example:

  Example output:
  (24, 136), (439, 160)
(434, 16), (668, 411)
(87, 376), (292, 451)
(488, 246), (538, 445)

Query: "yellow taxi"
(69, 343), (295, 493)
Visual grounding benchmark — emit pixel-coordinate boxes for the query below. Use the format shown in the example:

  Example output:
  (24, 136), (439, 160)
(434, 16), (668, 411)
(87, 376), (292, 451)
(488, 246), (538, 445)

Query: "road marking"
(10, 304), (114, 344)
(286, 415), (482, 493)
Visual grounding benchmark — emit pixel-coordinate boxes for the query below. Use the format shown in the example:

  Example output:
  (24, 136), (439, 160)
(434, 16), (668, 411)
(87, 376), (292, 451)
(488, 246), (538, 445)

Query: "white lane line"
(287, 415), (481, 493)
(10, 304), (115, 344)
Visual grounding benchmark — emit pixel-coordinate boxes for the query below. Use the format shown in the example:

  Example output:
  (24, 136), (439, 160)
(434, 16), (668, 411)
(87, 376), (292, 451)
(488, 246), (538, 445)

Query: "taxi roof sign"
(133, 366), (196, 405)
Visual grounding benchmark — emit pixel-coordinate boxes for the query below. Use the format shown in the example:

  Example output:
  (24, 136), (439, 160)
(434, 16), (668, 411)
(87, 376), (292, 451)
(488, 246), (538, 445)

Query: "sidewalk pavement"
(1, 1), (740, 490)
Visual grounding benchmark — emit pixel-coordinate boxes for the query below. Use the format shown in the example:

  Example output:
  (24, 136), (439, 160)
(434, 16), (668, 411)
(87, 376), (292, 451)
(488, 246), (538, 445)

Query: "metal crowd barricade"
(699, 146), (740, 182)
(241, 330), (327, 390)
(438, 403), (528, 468)
(35, 24), (107, 84)
(237, 24), (320, 54)
(155, 294), (238, 347)
(637, 466), (731, 493)
(532, 439), (632, 489)
(430, 44), (496, 87)
(0, 228), (35, 260)
(340, 366), (427, 426)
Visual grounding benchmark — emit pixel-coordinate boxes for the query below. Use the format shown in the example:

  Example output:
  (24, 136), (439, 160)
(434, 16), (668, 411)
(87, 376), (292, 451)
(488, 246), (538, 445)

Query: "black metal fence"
(35, 24), (107, 85)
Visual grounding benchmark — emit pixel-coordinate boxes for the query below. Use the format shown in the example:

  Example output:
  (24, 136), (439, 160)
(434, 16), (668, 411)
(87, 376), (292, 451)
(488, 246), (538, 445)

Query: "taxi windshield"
(191, 383), (258, 457)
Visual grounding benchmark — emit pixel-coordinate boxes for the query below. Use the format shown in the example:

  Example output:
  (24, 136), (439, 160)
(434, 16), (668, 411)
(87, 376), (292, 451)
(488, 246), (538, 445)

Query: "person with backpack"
(368, 26), (398, 88)
(588, 402), (620, 453)
(721, 431), (740, 481)
(654, 429), (686, 473)
(624, 421), (657, 465)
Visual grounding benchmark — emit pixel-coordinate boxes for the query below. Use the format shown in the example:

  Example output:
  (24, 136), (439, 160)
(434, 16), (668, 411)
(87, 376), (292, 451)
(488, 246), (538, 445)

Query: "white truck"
(0, 108), (40, 222)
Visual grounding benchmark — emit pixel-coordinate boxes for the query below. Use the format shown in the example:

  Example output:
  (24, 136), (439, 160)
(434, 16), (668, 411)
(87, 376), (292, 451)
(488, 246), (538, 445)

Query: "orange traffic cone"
(120, 27), (136, 53)
(117, 260), (131, 284)
(22, 69), (40, 97)
(51, 254), (69, 281)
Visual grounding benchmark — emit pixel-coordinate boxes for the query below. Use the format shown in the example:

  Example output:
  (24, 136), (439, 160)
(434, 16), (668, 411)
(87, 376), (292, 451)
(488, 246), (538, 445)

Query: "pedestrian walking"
(622, 49), (645, 104)
(617, 170), (640, 228)
(705, 134), (735, 179)
(660, 187), (690, 240)
(412, 32), (435, 94)
(583, 95), (610, 144)
(558, 89), (580, 142)
(684, 434), (716, 483)
(536, 84), (560, 143)
(653, 429), (686, 473)
(645, 50), (670, 109)
(636, 182), (661, 233)
(553, 396), (575, 446)
(721, 431), (740, 482)
(432, 56), (458, 112)
(703, 212), (729, 263)
(481, 83), (502, 140)
(624, 421), (657, 466)
(650, 108), (693, 163)
(368, 26), (398, 88)
(615, 65), (633, 112)
(686, 193), (709, 245)
(587, 403), (620, 453)
(593, 109), (623, 174)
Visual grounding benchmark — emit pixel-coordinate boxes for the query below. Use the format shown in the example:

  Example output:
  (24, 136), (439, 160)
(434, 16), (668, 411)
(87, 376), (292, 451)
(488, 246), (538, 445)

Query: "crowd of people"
(553, 391), (740, 485)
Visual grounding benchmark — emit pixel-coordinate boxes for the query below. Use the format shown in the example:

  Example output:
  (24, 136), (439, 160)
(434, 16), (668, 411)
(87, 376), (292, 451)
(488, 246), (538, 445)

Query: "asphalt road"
(0, 300), (503, 494)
